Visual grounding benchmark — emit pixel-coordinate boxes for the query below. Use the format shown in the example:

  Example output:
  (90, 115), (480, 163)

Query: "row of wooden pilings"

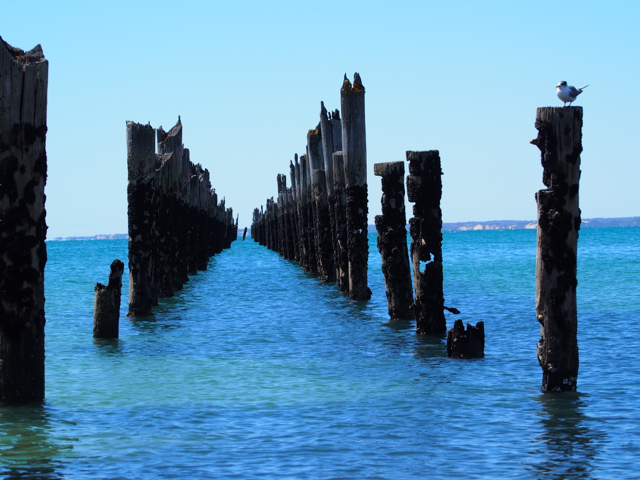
(0, 34), (583, 402)
(251, 73), (371, 301)
(125, 117), (238, 319)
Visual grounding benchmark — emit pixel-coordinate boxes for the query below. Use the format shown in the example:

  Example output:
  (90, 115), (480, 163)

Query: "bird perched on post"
(556, 81), (588, 106)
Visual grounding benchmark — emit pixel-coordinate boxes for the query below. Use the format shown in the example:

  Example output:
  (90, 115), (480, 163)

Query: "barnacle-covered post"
(374, 161), (413, 320)
(447, 320), (485, 358)
(0, 38), (48, 402)
(341, 73), (371, 300)
(407, 150), (446, 334)
(332, 152), (349, 292)
(531, 106), (582, 392)
(94, 260), (125, 339)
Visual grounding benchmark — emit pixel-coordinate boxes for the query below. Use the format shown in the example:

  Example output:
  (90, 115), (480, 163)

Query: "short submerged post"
(446, 320), (485, 358)
(374, 161), (413, 320)
(531, 106), (582, 392)
(94, 260), (125, 339)
(407, 150), (446, 335)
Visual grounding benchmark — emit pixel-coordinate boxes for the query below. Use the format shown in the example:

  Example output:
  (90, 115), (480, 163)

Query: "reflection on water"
(528, 393), (605, 479)
(0, 405), (68, 479)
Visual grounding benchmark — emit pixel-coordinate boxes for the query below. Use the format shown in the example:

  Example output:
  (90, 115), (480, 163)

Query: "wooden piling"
(446, 320), (485, 359)
(289, 161), (300, 261)
(313, 169), (335, 282)
(308, 125), (333, 280)
(374, 162), (413, 320)
(126, 122), (157, 317)
(0, 38), (49, 402)
(531, 106), (582, 392)
(94, 260), (125, 339)
(332, 152), (349, 292)
(127, 118), (235, 317)
(407, 150), (446, 335)
(341, 73), (371, 300)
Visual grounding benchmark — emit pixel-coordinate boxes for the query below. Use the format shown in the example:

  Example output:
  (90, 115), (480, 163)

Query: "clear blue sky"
(3, 0), (639, 237)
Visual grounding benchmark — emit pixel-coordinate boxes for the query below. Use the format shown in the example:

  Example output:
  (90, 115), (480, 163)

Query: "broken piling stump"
(94, 260), (125, 339)
(374, 161), (414, 320)
(341, 73), (371, 300)
(531, 106), (582, 392)
(446, 320), (485, 358)
(0, 37), (49, 403)
(407, 150), (446, 335)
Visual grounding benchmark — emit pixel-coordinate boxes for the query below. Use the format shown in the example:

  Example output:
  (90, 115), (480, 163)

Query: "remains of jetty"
(251, 74), (368, 299)
(374, 161), (413, 320)
(0, 38), (48, 403)
(446, 320), (485, 358)
(531, 107), (582, 392)
(127, 118), (237, 317)
(94, 260), (124, 338)
(407, 150), (447, 335)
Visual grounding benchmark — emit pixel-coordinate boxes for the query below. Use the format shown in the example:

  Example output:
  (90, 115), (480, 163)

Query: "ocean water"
(1, 227), (639, 479)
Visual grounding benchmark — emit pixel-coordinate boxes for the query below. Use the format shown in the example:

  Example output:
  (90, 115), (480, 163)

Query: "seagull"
(556, 81), (588, 106)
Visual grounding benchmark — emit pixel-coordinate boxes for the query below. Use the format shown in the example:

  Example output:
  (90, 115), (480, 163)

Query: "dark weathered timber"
(308, 125), (332, 278)
(127, 118), (236, 317)
(126, 122), (157, 317)
(289, 161), (300, 261)
(320, 103), (342, 285)
(531, 106), (582, 392)
(0, 38), (48, 403)
(313, 170), (335, 282)
(242, 227), (248, 241)
(93, 260), (125, 339)
(446, 320), (485, 359)
(374, 162), (413, 320)
(332, 152), (349, 292)
(407, 150), (446, 335)
(341, 73), (371, 300)
(299, 155), (314, 273)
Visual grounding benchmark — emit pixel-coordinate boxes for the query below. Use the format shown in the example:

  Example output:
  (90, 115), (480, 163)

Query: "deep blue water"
(1, 228), (639, 479)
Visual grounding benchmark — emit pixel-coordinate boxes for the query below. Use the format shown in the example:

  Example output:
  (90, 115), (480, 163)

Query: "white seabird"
(556, 81), (588, 106)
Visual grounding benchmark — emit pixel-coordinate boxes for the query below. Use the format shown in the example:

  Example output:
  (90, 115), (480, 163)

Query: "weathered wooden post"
(407, 150), (446, 335)
(299, 155), (315, 273)
(94, 260), (125, 339)
(308, 125), (334, 280)
(0, 38), (48, 402)
(332, 152), (349, 292)
(312, 169), (335, 282)
(320, 104), (343, 285)
(531, 106), (582, 392)
(341, 73), (371, 300)
(447, 320), (485, 358)
(126, 122), (157, 317)
(374, 162), (414, 320)
(289, 160), (300, 261)
(242, 227), (248, 241)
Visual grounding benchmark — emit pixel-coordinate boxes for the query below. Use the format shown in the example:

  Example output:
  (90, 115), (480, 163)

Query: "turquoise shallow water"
(1, 228), (639, 479)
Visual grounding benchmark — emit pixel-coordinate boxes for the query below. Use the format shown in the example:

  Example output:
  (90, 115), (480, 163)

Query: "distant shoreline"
(50, 216), (640, 241)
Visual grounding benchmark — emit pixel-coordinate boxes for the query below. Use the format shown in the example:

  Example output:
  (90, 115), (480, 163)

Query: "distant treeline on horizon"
(51, 217), (640, 241)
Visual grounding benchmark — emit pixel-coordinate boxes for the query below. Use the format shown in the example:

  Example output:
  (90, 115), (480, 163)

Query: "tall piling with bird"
(531, 106), (582, 392)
